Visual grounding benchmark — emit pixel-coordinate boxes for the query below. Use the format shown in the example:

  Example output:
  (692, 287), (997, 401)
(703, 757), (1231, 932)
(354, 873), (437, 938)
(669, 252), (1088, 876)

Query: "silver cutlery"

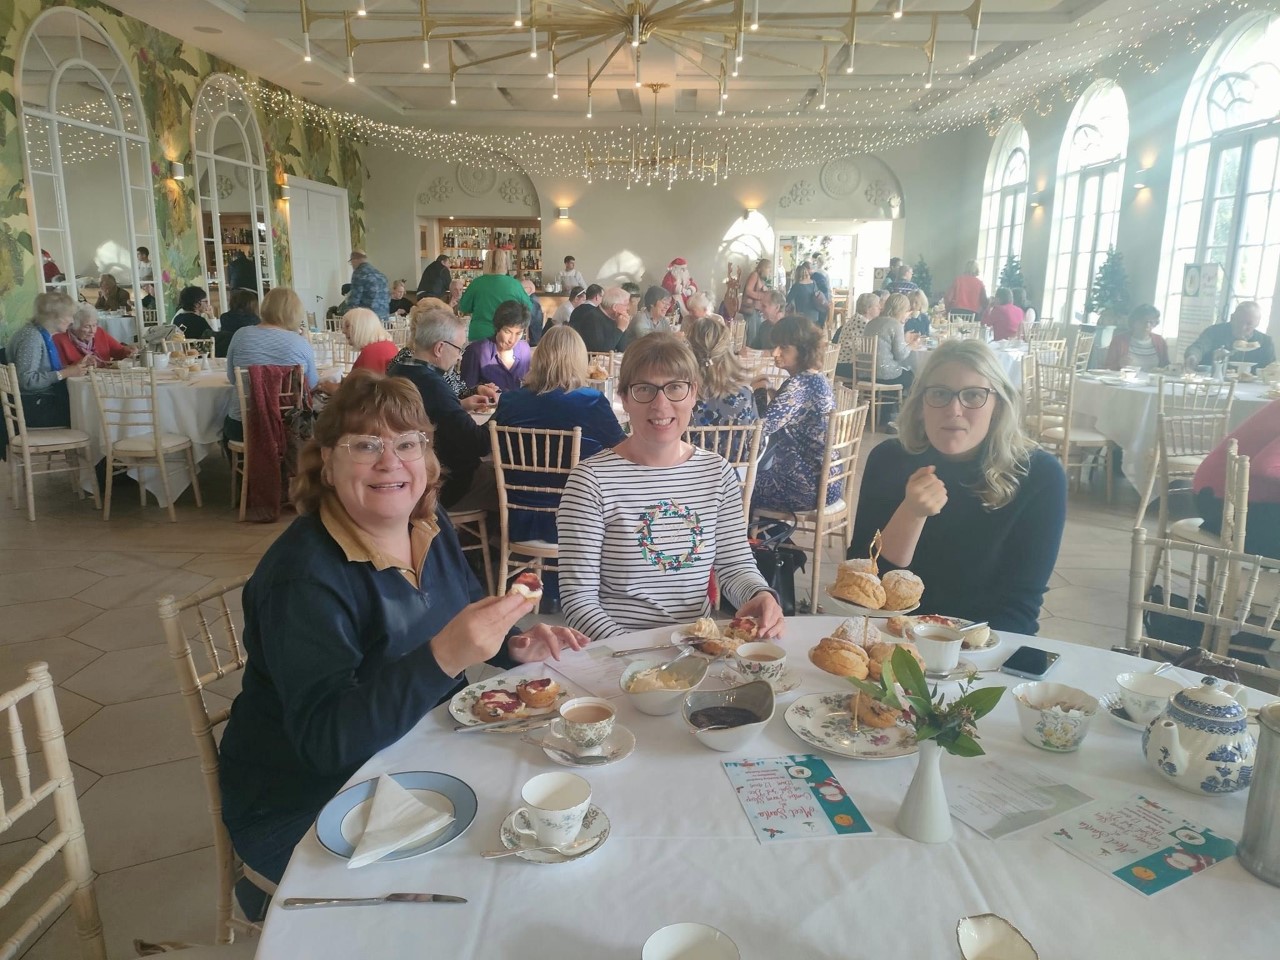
(480, 837), (600, 859)
(454, 714), (558, 734)
(611, 639), (699, 658)
(520, 734), (612, 765)
(282, 893), (467, 909)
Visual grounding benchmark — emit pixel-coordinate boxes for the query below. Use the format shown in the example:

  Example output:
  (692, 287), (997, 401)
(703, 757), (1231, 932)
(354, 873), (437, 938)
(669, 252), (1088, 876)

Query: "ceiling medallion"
(499, 177), (535, 207)
(820, 158), (861, 199)
(456, 164), (497, 197)
(778, 180), (816, 209)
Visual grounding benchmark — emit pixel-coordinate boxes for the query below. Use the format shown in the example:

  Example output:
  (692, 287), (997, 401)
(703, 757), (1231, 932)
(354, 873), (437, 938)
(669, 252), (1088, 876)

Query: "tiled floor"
(0, 437), (1152, 957)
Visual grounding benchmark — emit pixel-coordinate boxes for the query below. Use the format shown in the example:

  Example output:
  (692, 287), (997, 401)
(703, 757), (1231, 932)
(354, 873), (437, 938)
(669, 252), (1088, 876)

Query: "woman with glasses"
(848, 340), (1066, 633)
(1104, 304), (1168, 371)
(219, 370), (586, 917)
(558, 334), (784, 641)
(752, 315), (838, 513)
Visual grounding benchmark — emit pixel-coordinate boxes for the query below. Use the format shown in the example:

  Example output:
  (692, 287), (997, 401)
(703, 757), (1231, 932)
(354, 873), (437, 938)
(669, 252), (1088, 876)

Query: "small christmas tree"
(912, 254), (932, 299)
(1084, 247), (1130, 320)
(999, 255), (1025, 291)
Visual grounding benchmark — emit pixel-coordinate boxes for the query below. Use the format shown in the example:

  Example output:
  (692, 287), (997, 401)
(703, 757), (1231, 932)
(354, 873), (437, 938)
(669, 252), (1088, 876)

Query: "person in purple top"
(460, 299), (533, 393)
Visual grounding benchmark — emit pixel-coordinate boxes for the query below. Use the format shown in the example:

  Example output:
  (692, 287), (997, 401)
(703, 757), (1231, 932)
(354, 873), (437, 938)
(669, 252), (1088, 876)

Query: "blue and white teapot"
(1143, 677), (1255, 795)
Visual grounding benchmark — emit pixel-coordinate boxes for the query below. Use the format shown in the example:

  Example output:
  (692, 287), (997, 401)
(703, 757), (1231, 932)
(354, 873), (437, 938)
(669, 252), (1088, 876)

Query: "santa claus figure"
(662, 257), (699, 314)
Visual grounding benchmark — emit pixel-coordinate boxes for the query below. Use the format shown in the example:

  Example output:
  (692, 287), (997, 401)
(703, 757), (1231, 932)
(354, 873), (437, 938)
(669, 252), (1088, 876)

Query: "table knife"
(282, 893), (467, 909)
(454, 713), (558, 734)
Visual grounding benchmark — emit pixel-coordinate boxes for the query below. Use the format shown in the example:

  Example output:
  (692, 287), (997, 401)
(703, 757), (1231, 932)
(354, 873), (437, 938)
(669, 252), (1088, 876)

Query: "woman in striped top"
(557, 334), (783, 641)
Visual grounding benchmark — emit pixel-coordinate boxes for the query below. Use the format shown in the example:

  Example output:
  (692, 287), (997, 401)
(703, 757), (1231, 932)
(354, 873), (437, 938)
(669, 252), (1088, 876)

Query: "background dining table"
(909, 339), (1027, 387)
(256, 616), (1275, 959)
(96, 310), (138, 345)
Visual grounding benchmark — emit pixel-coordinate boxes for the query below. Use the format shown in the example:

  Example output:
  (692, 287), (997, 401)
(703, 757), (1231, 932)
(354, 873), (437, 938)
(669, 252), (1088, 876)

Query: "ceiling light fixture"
(302, 32), (312, 62)
(357, 0), (367, 17)
(530, 27), (538, 58)
(631, 11), (640, 47)
(422, 39), (430, 70)
(450, 75), (457, 105)
(969, 2), (981, 60)
(1133, 167), (1152, 189)
(347, 54), (356, 83)
(635, 48), (642, 87)
(514, 0), (522, 29)
(552, 74), (559, 99)
(751, 0), (759, 31)
(736, 32), (744, 63)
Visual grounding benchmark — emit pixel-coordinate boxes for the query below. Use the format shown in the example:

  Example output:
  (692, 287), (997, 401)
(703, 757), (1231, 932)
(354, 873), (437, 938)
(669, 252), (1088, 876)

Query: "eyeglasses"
(439, 340), (466, 354)
(627, 380), (693, 403)
(922, 386), (995, 409)
(336, 432), (431, 464)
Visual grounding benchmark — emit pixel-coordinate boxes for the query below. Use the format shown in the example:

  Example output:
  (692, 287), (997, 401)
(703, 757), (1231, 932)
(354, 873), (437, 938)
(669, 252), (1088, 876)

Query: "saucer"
(498, 804), (611, 864)
(925, 660), (978, 682)
(533, 723), (636, 767)
(1100, 692), (1149, 732)
(717, 665), (802, 698)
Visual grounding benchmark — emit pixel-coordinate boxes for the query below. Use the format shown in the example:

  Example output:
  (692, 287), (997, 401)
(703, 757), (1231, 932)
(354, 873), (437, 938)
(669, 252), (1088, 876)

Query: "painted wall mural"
(0, 0), (367, 339)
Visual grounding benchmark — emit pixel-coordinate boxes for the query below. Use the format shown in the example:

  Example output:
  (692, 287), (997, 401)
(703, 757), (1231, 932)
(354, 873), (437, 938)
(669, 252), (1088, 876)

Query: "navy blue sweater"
(218, 508), (513, 848)
(849, 441), (1066, 634)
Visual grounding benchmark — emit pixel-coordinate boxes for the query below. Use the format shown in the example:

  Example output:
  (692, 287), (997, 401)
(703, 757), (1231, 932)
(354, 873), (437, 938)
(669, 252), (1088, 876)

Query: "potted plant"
(1084, 247), (1130, 326)
(999, 255), (1025, 292)
(850, 646), (1005, 842)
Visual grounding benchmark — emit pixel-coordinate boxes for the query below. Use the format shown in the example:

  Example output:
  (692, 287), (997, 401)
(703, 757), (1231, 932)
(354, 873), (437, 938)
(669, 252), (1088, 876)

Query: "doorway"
(285, 176), (351, 325)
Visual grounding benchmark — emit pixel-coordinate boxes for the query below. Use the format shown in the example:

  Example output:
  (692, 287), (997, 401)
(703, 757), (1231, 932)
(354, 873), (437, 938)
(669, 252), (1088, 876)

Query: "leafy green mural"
(0, 0), (366, 339)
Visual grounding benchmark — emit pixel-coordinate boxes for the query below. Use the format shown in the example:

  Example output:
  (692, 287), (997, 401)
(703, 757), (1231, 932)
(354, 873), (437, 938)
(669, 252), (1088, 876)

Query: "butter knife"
(282, 893), (467, 909)
(454, 713), (558, 734)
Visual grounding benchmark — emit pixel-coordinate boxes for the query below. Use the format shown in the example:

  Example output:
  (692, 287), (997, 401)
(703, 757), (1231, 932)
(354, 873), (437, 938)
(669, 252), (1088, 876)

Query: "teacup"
(907, 623), (963, 675)
(732, 642), (787, 683)
(513, 772), (591, 848)
(557, 697), (615, 750)
(1116, 672), (1183, 725)
(643, 923), (740, 960)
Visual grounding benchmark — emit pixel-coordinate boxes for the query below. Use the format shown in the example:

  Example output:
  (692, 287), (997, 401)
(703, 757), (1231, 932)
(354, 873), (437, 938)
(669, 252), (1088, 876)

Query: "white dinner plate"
(315, 771), (476, 862)
(448, 676), (568, 728)
(822, 590), (920, 618)
(784, 693), (918, 760)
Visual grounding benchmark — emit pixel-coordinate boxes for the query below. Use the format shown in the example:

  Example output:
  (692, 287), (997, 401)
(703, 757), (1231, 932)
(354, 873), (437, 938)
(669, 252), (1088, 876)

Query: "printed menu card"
(722, 755), (873, 843)
(1045, 794), (1237, 896)
(945, 757), (1095, 840)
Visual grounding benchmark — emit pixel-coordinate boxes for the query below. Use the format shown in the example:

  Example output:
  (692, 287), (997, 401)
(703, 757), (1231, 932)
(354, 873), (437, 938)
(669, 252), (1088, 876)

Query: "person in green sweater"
(457, 248), (533, 342)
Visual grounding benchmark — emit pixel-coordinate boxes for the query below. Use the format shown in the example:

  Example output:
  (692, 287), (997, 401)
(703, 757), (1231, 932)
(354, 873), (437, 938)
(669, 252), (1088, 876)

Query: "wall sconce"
(280, 184), (291, 201)
(1133, 167), (1153, 189)
(744, 207), (757, 218)
(1029, 191), (1046, 208)
(169, 161), (185, 181)
(557, 206), (570, 220)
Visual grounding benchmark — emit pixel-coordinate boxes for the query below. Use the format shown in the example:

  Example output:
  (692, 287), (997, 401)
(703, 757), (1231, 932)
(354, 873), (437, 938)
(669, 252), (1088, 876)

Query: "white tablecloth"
(909, 342), (1026, 388)
(257, 618), (1275, 959)
(97, 312), (138, 344)
(68, 368), (232, 507)
(1072, 378), (1273, 490)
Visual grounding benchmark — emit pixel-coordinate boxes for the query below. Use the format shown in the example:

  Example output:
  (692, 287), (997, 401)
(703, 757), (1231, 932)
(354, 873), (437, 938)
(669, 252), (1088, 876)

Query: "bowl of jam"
(681, 681), (775, 752)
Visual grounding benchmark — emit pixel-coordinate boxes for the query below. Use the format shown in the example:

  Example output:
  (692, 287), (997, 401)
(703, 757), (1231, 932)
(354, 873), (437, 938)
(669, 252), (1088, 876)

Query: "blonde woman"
(905, 288), (931, 338)
(862, 291), (917, 391)
(849, 340), (1066, 633)
(457, 247), (532, 341)
(686, 314), (757, 433)
(344, 307), (398, 373)
(224, 287), (318, 443)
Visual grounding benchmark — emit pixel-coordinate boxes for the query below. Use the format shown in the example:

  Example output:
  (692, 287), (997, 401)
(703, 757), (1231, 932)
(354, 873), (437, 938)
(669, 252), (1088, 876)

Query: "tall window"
(1045, 80), (1128, 323)
(978, 122), (1029, 292)
(1157, 14), (1280, 335)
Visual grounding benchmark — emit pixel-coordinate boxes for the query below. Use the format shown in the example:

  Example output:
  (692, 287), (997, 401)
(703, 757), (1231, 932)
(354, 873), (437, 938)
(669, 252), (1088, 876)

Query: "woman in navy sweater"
(218, 371), (586, 915)
(849, 340), (1066, 634)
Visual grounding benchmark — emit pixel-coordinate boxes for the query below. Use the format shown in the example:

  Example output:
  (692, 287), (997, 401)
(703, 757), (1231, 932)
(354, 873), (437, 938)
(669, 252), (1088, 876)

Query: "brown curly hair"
(770, 315), (826, 370)
(291, 369), (442, 520)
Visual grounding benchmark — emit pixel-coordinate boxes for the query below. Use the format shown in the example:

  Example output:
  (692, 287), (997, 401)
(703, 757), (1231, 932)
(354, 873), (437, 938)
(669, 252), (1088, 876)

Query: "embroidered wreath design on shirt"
(635, 499), (705, 572)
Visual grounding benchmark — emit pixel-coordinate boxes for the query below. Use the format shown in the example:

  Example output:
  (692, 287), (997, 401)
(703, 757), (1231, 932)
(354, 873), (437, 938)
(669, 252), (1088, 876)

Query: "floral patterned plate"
(822, 590), (920, 618)
(498, 804), (611, 864)
(448, 676), (569, 729)
(784, 693), (918, 760)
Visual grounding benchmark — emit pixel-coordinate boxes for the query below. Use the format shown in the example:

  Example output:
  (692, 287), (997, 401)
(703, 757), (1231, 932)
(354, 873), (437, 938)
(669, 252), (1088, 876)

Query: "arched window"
(1157, 14), (1280, 334)
(1044, 80), (1128, 323)
(192, 74), (275, 312)
(19, 7), (162, 317)
(978, 122), (1029, 293)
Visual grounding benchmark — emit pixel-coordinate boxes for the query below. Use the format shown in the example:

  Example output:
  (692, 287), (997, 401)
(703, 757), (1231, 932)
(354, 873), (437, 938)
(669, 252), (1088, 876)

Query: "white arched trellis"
(977, 122), (1029, 294)
(19, 6), (162, 319)
(1156, 13), (1280, 335)
(192, 74), (275, 310)
(1044, 79), (1129, 323)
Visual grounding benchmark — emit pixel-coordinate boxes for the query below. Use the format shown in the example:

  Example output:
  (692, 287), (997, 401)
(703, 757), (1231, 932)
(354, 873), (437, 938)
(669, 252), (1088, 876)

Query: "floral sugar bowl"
(1143, 677), (1255, 795)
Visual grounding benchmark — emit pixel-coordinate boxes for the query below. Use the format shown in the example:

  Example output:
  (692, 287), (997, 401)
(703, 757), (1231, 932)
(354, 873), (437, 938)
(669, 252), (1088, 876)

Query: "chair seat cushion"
(112, 433), (191, 454)
(11, 428), (90, 448)
(510, 539), (559, 555)
(1165, 454), (1206, 473)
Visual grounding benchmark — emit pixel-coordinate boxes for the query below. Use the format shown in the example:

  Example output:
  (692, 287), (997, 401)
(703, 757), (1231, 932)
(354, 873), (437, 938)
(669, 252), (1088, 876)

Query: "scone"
(809, 637), (870, 679)
(686, 617), (722, 640)
(830, 617), (876, 646)
(723, 616), (760, 642)
(696, 634), (742, 657)
(509, 570), (544, 602)
(863, 641), (926, 681)
(881, 570), (924, 610)
(516, 677), (560, 708)
(832, 570), (886, 609)
(884, 615), (913, 638)
(851, 692), (902, 729)
(839, 557), (878, 578)
(471, 689), (523, 720)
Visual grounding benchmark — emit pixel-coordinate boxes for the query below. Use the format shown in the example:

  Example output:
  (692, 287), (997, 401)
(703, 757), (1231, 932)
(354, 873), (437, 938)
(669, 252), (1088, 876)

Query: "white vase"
(897, 739), (953, 843)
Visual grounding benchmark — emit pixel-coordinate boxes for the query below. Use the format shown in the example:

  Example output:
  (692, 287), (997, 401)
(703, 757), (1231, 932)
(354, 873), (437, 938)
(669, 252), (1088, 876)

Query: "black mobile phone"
(1000, 645), (1061, 680)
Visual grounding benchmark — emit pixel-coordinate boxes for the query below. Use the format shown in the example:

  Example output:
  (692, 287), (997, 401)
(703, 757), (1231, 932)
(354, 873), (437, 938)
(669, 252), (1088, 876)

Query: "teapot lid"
(1171, 676), (1245, 721)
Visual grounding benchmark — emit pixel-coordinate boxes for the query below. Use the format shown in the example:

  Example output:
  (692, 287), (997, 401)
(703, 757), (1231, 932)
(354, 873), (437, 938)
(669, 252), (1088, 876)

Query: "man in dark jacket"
(417, 254), (452, 298)
(569, 285), (632, 352)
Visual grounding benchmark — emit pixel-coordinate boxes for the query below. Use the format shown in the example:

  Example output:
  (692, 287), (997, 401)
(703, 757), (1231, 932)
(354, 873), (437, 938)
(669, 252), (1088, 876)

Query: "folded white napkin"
(348, 774), (454, 869)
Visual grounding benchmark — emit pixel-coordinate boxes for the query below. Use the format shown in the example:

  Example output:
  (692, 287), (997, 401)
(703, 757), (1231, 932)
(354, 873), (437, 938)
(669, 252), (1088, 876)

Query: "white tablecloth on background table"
(68, 368), (232, 507)
(257, 617), (1275, 959)
(909, 341), (1026, 387)
(1073, 378), (1273, 491)
(97, 312), (138, 344)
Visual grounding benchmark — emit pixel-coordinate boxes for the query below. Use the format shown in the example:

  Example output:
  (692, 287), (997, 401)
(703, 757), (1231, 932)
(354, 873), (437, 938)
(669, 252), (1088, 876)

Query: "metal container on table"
(1239, 702), (1280, 886)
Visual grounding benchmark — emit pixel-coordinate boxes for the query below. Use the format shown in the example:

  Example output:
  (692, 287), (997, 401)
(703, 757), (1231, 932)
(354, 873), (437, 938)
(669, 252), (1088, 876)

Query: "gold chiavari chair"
(1033, 358), (1113, 501)
(684, 421), (764, 519)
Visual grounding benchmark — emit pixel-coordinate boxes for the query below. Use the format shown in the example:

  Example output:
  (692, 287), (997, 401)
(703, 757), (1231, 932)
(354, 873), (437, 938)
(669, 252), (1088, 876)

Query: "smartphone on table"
(1000, 645), (1061, 680)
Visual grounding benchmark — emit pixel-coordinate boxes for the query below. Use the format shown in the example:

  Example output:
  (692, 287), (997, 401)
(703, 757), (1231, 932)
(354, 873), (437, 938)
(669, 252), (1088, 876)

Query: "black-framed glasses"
(627, 380), (693, 403)
(922, 386), (995, 409)
(336, 432), (431, 464)
(440, 339), (466, 354)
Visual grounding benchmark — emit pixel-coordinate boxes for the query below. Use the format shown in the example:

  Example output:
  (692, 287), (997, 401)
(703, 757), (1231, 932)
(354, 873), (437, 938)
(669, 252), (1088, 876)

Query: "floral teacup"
(514, 772), (591, 848)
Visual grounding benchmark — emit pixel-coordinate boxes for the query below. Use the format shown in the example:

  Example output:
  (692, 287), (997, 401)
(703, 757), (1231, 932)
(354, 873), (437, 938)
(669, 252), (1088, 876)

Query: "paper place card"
(722, 755), (873, 843)
(946, 757), (1095, 840)
(1045, 794), (1237, 897)
(546, 645), (631, 699)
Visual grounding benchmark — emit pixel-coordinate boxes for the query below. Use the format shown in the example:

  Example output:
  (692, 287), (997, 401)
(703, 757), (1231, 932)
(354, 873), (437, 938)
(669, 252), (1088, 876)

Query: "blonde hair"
(685, 315), (747, 398)
(343, 307), (391, 349)
(33, 291), (75, 327)
(908, 289), (929, 314)
(485, 248), (511, 275)
(898, 340), (1036, 510)
(883, 292), (911, 320)
(260, 287), (305, 331)
(617, 332), (699, 394)
(524, 325), (588, 393)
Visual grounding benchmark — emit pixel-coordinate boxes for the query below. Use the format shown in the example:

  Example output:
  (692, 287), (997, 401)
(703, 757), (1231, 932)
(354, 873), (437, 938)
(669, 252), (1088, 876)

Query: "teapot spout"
(1148, 719), (1189, 777)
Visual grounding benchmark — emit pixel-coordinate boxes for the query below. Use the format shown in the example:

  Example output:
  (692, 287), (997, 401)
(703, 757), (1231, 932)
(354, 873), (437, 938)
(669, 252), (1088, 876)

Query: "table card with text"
(946, 757), (1095, 840)
(722, 755), (873, 843)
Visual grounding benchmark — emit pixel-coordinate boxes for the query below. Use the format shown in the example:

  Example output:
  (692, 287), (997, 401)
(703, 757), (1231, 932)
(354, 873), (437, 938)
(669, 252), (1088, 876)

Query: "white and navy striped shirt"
(557, 447), (769, 640)
(224, 325), (318, 421)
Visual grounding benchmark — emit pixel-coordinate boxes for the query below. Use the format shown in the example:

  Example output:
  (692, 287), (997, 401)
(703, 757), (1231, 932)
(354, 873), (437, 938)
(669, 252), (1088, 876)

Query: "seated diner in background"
(461, 299), (532, 393)
(863, 292), (917, 393)
(388, 279), (414, 318)
(981, 286), (1024, 341)
(1193, 398), (1280, 556)
(1183, 300), (1275, 371)
(5, 292), (87, 428)
(686, 314), (759, 433)
(748, 289), (787, 351)
(1104, 304), (1169, 371)
(217, 370), (587, 914)
(904, 289), (931, 338)
(344, 307), (398, 374)
(557, 334), (784, 641)
(94, 273), (131, 313)
(752, 316), (837, 513)
(215, 288), (261, 358)
(53, 304), (135, 366)
(172, 285), (216, 340)
(550, 286), (586, 328)
(569, 285), (631, 353)
(683, 290), (716, 322)
(834, 292), (882, 381)
(849, 340), (1066, 633)
(621, 286), (675, 348)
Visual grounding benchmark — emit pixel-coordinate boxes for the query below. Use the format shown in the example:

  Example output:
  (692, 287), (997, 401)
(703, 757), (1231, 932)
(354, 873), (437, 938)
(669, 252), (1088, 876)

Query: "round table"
(909, 341), (1027, 387)
(256, 617), (1275, 959)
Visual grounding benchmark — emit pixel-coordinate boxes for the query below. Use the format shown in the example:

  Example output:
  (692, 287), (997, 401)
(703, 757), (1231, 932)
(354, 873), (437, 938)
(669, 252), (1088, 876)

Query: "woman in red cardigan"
(1193, 398), (1280, 555)
(344, 307), (399, 373)
(52, 304), (136, 366)
(1105, 304), (1169, 370)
